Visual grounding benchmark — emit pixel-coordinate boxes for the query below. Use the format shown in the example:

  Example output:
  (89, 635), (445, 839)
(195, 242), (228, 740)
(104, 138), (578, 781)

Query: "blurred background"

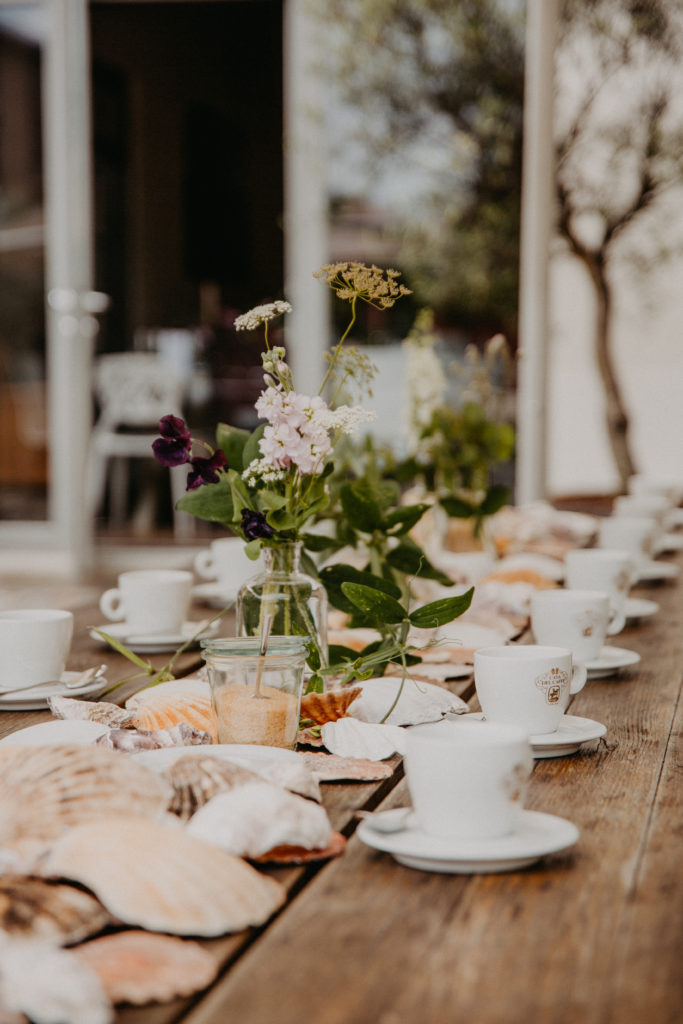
(1, 0), (682, 576)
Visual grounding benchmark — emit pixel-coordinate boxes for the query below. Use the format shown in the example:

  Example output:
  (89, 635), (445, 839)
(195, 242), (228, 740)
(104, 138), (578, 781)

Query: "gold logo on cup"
(535, 666), (569, 705)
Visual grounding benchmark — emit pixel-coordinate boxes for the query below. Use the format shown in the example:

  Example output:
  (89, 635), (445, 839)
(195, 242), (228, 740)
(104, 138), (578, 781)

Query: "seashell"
(73, 931), (218, 1006)
(252, 830), (347, 865)
(0, 745), (172, 844)
(0, 876), (112, 946)
(187, 782), (332, 859)
(254, 760), (321, 802)
(39, 816), (285, 936)
(298, 751), (394, 782)
(126, 678), (218, 741)
(320, 718), (407, 761)
(480, 567), (559, 589)
(346, 676), (467, 726)
(95, 722), (213, 753)
(300, 686), (361, 725)
(164, 756), (259, 819)
(48, 695), (135, 728)
(0, 940), (112, 1024)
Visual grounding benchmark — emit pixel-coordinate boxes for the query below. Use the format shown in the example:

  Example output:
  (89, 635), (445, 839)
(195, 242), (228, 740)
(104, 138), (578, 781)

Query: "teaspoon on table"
(0, 664), (107, 697)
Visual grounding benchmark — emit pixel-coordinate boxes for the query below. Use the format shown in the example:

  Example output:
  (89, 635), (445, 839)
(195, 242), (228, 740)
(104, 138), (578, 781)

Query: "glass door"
(0, 0), (97, 571)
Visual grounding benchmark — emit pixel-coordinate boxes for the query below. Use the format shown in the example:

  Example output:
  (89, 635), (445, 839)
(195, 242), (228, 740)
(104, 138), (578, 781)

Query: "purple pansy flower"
(241, 508), (275, 540)
(152, 415), (192, 467)
(186, 450), (227, 490)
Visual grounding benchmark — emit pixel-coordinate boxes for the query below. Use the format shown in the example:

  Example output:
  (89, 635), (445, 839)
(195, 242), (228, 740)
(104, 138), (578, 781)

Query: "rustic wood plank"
(175, 561), (682, 1024)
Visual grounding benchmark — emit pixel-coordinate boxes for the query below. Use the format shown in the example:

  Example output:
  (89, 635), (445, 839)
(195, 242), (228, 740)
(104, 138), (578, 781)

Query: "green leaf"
(320, 564), (402, 614)
(265, 506), (297, 531)
(304, 673), (325, 695)
(216, 423), (251, 472)
(408, 587), (475, 629)
(327, 643), (363, 665)
(89, 629), (154, 671)
(479, 483), (509, 516)
(381, 503), (430, 535)
(258, 490), (288, 511)
(244, 538), (262, 560)
(241, 423), (266, 469)
(340, 480), (383, 532)
(176, 476), (235, 525)
(385, 539), (453, 585)
(300, 532), (337, 552)
(341, 582), (407, 623)
(440, 495), (478, 519)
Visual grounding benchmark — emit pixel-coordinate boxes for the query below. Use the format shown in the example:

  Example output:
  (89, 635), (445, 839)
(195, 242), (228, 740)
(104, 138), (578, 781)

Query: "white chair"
(86, 352), (194, 538)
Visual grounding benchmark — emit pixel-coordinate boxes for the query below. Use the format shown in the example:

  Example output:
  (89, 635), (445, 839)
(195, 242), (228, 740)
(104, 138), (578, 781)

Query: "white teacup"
(99, 569), (193, 635)
(0, 609), (74, 691)
(474, 645), (587, 736)
(530, 589), (624, 662)
(564, 548), (635, 622)
(405, 718), (533, 840)
(627, 474), (681, 506)
(194, 538), (258, 596)
(597, 516), (658, 573)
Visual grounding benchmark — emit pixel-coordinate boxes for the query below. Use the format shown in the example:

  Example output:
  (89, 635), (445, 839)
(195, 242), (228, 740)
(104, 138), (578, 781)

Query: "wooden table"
(0, 554), (681, 1024)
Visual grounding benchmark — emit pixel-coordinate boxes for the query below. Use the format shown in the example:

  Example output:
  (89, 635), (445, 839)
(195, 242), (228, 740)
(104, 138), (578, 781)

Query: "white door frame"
(0, 0), (95, 573)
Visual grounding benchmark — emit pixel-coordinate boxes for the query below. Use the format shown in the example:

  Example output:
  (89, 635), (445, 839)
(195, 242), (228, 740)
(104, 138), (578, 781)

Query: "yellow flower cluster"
(313, 262), (412, 309)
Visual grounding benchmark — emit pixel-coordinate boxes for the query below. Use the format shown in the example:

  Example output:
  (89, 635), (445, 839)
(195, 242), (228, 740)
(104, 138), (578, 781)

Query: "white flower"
(234, 301), (292, 331)
(315, 404), (376, 436)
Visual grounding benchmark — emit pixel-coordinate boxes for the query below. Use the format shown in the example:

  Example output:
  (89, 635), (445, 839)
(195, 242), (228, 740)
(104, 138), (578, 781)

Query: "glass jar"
(201, 635), (307, 749)
(235, 541), (328, 675)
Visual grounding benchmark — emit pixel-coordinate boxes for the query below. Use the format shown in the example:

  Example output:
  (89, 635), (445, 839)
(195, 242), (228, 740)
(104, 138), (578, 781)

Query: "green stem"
(318, 296), (357, 396)
(380, 647), (409, 724)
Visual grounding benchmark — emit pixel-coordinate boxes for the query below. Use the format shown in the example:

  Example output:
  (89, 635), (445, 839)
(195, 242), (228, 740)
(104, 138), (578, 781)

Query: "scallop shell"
(0, 941), (111, 1024)
(187, 782), (332, 859)
(48, 695), (135, 728)
(320, 718), (407, 761)
(346, 676), (468, 726)
(0, 876), (112, 946)
(298, 752), (394, 782)
(125, 678), (218, 741)
(0, 745), (172, 843)
(300, 687), (361, 725)
(73, 931), (218, 1006)
(164, 756), (260, 819)
(40, 816), (285, 936)
(95, 722), (212, 753)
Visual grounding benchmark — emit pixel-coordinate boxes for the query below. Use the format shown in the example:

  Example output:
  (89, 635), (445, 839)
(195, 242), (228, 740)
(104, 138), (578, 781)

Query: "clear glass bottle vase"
(235, 541), (328, 675)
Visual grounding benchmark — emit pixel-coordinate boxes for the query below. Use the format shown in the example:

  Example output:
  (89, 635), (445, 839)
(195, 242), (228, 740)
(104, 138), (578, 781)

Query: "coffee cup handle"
(607, 607), (626, 636)
(99, 588), (125, 622)
(194, 550), (215, 580)
(570, 660), (587, 694)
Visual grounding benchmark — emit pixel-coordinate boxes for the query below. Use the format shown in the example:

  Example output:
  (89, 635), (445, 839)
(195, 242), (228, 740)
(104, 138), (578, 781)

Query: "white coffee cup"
(405, 718), (533, 840)
(474, 645), (587, 735)
(99, 569), (193, 635)
(564, 548), (635, 622)
(627, 474), (681, 507)
(530, 589), (624, 662)
(194, 538), (258, 596)
(0, 609), (74, 691)
(597, 516), (658, 573)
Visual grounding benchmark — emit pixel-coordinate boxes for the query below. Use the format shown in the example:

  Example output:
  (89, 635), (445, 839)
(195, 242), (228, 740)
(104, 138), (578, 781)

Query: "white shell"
(39, 816), (285, 936)
(0, 940), (112, 1024)
(187, 781), (332, 858)
(48, 695), (135, 728)
(320, 718), (407, 760)
(347, 676), (467, 726)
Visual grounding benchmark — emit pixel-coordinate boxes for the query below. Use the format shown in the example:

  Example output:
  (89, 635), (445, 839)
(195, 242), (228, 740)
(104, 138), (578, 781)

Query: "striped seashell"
(300, 686), (361, 725)
(73, 931), (218, 1006)
(39, 816), (286, 936)
(48, 694), (135, 728)
(0, 876), (113, 945)
(126, 678), (218, 742)
(0, 744), (172, 844)
(165, 756), (259, 819)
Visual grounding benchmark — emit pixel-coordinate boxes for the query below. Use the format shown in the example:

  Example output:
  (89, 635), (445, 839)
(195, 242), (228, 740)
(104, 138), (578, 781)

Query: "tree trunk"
(583, 255), (635, 491)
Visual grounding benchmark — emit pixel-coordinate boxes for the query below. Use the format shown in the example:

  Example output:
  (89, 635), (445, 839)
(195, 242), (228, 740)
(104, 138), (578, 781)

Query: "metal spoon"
(0, 664), (107, 697)
(253, 613), (273, 699)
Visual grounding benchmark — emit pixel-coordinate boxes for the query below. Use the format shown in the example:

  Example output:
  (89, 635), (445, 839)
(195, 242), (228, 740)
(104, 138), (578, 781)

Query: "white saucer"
(467, 712), (606, 758)
(357, 808), (579, 873)
(585, 645), (641, 679)
(654, 533), (683, 555)
(624, 596), (660, 621)
(89, 619), (218, 654)
(636, 560), (680, 584)
(0, 671), (109, 712)
(192, 582), (238, 609)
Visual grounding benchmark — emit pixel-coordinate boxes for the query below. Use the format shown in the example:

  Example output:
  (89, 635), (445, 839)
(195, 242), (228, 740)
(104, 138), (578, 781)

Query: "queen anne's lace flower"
(234, 301), (292, 331)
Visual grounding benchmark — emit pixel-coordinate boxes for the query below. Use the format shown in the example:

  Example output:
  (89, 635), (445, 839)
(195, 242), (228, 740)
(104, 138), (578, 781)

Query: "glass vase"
(235, 541), (328, 678)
